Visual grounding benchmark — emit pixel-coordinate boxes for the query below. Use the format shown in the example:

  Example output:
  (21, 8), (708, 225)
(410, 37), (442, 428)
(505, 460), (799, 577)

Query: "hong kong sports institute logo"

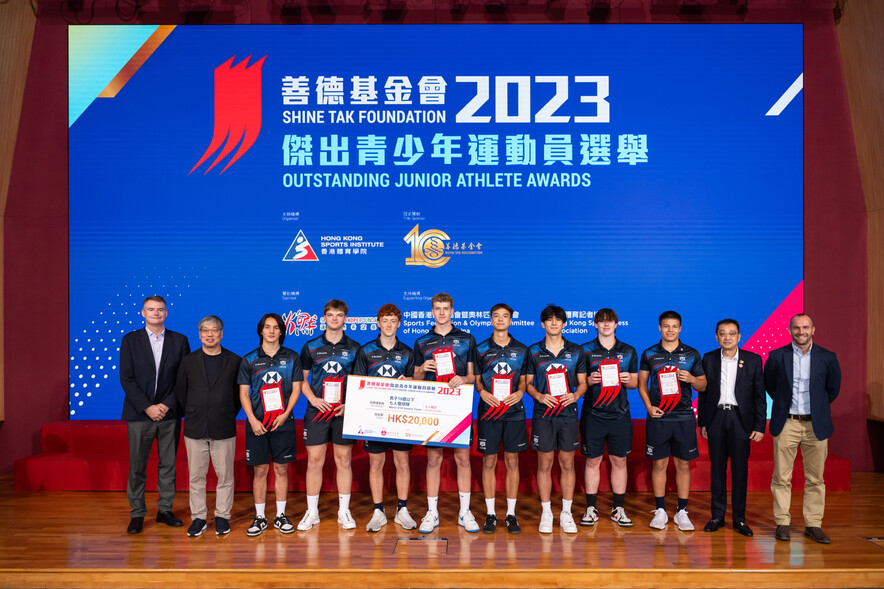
(282, 230), (319, 261)
(190, 55), (266, 175)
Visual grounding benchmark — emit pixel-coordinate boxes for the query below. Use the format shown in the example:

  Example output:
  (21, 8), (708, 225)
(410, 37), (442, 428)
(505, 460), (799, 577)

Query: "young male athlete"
(353, 303), (418, 532)
(298, 299), (362, 531)
(238, 313), (303, 536)
(638, 310), (707, 531)
(580, 308), (638, 528)
(525, 305), (587, 534)
(413, 293), (479, 533)
(475, 303), (529, 534)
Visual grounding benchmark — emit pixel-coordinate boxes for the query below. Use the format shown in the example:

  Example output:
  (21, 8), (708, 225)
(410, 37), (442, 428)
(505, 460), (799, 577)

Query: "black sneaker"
(246, 515), (268, 537)
(482, 514), (498, 534)
(187, 518), (207, 537)
(275, 513), (295, 534)
(504, 514), (522, 534)
(215, 517), (231, 535)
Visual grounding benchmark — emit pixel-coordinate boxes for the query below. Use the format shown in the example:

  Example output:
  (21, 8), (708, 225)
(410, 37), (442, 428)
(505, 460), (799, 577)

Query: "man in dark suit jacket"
(764, 313), (841, 544)
(119, 295), (191, 534)
(175, 315), (241, 537)
(698, 319), (766, 537)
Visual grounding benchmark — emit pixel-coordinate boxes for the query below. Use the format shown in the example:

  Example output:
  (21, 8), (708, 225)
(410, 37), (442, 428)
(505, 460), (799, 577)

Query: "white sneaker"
(580, 506), (599, 527)
(366, 508), (387, 532)
(539, 511), (553, 534)
(560, 511), (578, 534)
(337, 510), (357, 530)
(394, 507), (417, 530)
(419, 510), (439, 534)
(297, 510), (320, 531)
(649, 508), (668, 530)
(674, 509), (694, 531)
(611, 507), (633, 527)
(458, 510), (480, 533)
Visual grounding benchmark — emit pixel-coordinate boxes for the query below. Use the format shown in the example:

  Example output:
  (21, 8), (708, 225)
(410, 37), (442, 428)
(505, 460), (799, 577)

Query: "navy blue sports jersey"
(413, 326), (478, 380)
(300, 333), (361, 406)
(237, 346), (303, 425)
(476, 335), (529, 422)
(582, 338), (638, 420)
(353, 337), (415, 379)
(525, 338), (586, 423)
(639, 341), (704, 421)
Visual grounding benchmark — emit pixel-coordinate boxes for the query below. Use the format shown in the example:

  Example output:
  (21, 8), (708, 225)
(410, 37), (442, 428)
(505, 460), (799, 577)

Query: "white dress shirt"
(789, 342), (812, 415)
(146, 327), (165, 397)
(719, 350), (739, 406)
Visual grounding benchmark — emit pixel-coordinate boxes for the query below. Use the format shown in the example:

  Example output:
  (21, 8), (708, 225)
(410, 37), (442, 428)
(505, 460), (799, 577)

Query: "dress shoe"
(156, 511), (184, 527)
(127, 517), (144, 534)
(733, 521), (753, 537)
(704, 518), (725, 532)
(804, 526), (831, 544)
(775, 525), (790, 541)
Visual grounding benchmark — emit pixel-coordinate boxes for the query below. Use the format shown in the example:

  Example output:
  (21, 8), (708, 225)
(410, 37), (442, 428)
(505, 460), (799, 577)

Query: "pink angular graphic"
(439, 413), (473, 445)
(743, 280), (804, 366)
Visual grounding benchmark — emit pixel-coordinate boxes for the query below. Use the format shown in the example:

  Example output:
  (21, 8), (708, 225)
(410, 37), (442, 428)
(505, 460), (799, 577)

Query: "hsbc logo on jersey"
(324, 360), (343, 374)
(379, 365), (397, 378)
(190, 55), (266, 175)
(493, 361), (512, 375)
(262, 371), (282, 385)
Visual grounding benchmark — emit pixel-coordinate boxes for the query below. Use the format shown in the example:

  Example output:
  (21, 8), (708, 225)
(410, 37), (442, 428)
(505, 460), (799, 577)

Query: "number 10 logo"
(404, 224), (450, 268)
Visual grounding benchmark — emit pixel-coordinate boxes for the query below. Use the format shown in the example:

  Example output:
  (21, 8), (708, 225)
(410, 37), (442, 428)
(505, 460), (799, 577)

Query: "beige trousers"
(184, 436), (236, 520)
(771, 418), (827, 527)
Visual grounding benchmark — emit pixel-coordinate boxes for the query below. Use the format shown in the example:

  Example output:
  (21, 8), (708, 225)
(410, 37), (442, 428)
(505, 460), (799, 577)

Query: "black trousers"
(707, 410), (750, 522)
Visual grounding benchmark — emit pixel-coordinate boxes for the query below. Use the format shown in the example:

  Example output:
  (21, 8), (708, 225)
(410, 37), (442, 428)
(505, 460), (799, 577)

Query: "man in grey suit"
(120, 295), (191, 534)
(175, 315), (241, 537)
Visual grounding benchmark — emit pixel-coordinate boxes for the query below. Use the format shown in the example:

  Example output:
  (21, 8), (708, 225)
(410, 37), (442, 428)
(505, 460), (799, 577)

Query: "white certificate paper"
(600, 363), (620, 388)
(547, 371), (569, 397)
(492, 376), (511, 402)
(659, 371), (680, 396)
(433, 350), (456, 377)
(323, 380), (343, 404)
(261, 386), (283, 412)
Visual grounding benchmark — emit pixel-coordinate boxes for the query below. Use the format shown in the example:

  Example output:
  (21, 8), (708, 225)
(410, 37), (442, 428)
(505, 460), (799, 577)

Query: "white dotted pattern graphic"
(69, 274), (192, 417)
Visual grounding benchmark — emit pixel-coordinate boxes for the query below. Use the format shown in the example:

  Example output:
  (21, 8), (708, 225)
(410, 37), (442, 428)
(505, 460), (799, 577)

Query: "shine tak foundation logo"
(403, 224), (483, 269)
(190, 55), (267, 175)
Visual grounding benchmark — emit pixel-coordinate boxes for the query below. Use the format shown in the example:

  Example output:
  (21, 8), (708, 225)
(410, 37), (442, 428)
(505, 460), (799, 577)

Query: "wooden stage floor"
(1, 471), (882, 589)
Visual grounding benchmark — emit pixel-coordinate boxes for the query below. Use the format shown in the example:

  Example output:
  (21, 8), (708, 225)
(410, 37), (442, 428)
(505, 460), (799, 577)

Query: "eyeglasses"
(199, 328), (221, 334)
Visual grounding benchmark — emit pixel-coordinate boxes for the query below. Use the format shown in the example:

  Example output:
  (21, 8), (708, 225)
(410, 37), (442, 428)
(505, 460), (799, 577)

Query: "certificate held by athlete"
(342, 375), (474, 448)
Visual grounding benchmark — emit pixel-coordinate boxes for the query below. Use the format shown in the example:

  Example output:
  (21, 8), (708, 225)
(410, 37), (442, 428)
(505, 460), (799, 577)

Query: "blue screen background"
(69, 24), (803, 420)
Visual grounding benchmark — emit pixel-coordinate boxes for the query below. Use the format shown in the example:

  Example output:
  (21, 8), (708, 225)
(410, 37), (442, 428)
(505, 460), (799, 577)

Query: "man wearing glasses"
(698, 319), (765, 537)
(176, 316), (242, 536)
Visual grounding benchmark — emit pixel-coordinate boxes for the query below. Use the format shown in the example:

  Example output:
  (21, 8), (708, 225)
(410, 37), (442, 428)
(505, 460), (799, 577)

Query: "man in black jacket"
(175, 315), (242, 536)
(120, 295), (190, 534)
(699, 319), (766, 537)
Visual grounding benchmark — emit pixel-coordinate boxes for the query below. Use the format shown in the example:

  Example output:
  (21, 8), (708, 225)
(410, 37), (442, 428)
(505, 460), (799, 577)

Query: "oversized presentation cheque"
(342, 376), (474, 449)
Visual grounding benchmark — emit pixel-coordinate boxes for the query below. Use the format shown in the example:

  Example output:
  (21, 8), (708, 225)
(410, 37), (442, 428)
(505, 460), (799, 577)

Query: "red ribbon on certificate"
(481, 374), (513, 420)
(657, 365), (680, 413)
(260, 382), (285, 429)
(542, 367), (569, 418)
(595, 358), (622, 407)
(313, 375), (345, 422)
